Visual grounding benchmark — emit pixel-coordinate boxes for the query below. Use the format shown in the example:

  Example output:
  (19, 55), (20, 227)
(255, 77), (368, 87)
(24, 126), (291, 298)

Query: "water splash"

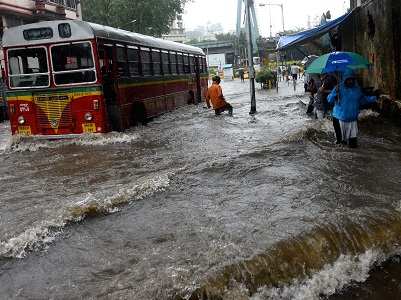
(4, 131), (140, 153)
(0, 172), (172, 259)
(280, 122), (334, 145)
(0, 121), (12, 153)
(181, 212), (401, 300)
(252, 249), (387, 300)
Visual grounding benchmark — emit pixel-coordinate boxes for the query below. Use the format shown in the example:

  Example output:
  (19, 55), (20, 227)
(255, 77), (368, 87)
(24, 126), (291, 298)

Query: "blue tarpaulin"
(277, 10), (355, 51)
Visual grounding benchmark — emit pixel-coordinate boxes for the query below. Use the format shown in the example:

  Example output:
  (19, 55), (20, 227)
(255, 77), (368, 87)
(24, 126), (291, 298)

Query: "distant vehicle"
(253, 57), (261, 65)
(223, 64), (234, 80)
(253, 57), (261, 73)
(3, 20), (208, 137)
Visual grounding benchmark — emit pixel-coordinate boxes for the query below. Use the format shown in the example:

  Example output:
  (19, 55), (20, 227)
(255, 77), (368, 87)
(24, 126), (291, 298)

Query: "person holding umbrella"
(305, 51), (380, 147)
(327, 70), (378, 147)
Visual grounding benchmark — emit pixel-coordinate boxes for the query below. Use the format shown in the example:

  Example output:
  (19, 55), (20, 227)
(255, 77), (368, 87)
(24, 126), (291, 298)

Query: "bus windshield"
(51, 42), (96, 85)
(8, 47), (49, 88)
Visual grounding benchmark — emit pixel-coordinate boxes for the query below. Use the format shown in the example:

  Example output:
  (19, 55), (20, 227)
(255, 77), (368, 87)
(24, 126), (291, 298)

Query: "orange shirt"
(206, 83), (226, 110)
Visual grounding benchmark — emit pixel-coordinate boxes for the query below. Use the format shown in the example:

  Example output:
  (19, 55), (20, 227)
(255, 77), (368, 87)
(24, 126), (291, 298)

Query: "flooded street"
(1, 80), (401, 299)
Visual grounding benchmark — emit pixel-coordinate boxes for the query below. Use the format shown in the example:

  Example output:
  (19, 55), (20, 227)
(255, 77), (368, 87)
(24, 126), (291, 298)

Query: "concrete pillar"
(77, 0), (82, 20)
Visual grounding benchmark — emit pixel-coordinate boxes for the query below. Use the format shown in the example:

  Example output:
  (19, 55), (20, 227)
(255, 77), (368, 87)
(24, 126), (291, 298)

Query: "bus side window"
(98, 49), (105, 70)
(140, 48), (152, 76)
(170, 52), (177, 74)
(198, 56), (203, 73)
(99, 44), (113, 77)
(177, 53), (184, 74)
(116, 45), (128, 77)
(190, 56), (195, 74)
(162, 51), (170, 75)
(183, 54), (190, 74)
(127, 47), (140, 77)
(152, 49), (161, 76)
(203, 57), (208, 73)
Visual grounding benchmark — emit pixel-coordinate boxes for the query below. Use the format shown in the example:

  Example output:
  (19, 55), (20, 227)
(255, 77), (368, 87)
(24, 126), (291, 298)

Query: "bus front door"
(99, 45), (122, 131)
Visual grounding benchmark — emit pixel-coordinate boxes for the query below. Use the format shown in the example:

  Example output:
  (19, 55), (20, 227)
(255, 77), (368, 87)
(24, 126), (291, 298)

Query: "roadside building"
(0, 0), (81, 36)
(162, 15), (186, 43)
(0, 0), (82, 59)
(0, 0), (82, 120)
(341, 0), (401, 103)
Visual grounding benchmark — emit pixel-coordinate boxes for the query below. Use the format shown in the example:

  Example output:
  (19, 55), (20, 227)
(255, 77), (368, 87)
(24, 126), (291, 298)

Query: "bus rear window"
(51, 42), (96, 85)
(8, 47), (49, 88)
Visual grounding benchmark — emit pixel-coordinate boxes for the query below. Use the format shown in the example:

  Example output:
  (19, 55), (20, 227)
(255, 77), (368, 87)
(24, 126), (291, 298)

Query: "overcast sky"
(183, 0), (350, 36)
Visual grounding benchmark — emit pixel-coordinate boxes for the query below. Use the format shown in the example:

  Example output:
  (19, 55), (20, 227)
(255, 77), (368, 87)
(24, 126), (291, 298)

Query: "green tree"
(82, 0), (190, 37)
(214, 32), (236, 42)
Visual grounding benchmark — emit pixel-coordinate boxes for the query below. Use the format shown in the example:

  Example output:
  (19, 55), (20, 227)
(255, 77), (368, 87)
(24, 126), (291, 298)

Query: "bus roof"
(2, 20), (205, 56)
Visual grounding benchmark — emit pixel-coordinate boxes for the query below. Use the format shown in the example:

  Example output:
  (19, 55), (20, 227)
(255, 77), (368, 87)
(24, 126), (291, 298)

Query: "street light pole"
(245, 0), (257, 115)
(259, 3), (285, 34)
(205, 25), (210, 81)
(269, 5), (272, 38)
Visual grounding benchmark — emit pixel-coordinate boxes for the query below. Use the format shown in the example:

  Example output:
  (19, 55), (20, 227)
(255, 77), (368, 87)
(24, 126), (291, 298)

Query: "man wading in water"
(205, 76), (233, 116)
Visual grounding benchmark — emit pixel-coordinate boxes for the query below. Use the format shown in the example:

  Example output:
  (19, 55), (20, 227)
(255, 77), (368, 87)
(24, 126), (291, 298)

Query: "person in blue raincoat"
(327, 70), (378, 148)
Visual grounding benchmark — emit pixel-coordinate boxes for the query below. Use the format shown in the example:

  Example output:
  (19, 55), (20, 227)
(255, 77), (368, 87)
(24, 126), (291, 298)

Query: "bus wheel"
(132, 102), (147, 126)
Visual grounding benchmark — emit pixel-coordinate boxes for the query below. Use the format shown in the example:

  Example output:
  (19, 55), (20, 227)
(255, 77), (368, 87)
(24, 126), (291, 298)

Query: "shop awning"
(276, 10), (355, 51)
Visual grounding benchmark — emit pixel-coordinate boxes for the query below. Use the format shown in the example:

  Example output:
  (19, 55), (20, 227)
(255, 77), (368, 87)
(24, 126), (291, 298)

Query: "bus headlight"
(84, 112), (93, 121)
(18, 115), (25, 125)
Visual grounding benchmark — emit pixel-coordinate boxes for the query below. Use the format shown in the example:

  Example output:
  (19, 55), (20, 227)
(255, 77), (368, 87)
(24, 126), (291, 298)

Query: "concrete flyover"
(188, 40), (235, 67)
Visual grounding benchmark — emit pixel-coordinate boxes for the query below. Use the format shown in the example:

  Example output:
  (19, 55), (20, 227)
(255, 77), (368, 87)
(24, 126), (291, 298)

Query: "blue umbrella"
(305, 51), (370, 74)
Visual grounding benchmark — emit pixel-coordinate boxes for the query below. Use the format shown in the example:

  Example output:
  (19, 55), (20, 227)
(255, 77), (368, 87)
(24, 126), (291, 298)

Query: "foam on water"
(68, 172), (171, 219)
(359, 109), (380, 121)
(183, 212), (401, 300)
(0, 121), (12, 153)
(279, 108), (381, 146)
(251, 249), (392, 300)
(0, 220), (62, 259)
(280, 120), (334, 145)
(0, 172), (172, 259)
(3, 130), (140, 153)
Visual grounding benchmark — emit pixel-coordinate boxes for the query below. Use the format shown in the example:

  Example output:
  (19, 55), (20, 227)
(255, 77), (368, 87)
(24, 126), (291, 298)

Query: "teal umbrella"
(305, 51), (370, 74)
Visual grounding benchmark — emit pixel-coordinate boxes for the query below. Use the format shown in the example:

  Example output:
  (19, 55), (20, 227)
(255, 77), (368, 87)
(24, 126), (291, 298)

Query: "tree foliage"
(256, 67), (277, 88)
(82, 0), (190, 37)
(214, 32), (236, 42)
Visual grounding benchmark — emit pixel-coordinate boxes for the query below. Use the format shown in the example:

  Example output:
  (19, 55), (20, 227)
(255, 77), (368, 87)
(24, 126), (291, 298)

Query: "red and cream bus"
(2, 20), (208, 137)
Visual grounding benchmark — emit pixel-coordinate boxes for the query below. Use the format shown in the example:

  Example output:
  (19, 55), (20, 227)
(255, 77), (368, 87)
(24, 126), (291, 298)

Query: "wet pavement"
(1, 79), (401, 299)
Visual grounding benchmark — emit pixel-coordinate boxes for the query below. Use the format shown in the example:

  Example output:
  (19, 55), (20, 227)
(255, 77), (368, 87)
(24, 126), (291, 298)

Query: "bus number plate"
(18, 126), (32, 136)
(82, 123), (96, 133)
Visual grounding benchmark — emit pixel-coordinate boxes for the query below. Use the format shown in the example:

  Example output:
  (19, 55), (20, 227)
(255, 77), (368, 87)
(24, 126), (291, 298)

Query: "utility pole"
(245, 0), (256, 115)
(237, 0), (260, 52)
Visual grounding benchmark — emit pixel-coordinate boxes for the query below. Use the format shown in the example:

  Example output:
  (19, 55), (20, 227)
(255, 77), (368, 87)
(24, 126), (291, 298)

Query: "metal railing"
(47, 0), (77, 10)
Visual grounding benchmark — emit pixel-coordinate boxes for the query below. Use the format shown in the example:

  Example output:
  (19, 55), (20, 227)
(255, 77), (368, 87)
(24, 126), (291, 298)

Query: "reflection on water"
(1, 81), (401, 299)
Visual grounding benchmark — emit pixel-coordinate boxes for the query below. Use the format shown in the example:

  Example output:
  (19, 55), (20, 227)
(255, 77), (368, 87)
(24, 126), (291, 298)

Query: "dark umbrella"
(302, 55), (319, 70)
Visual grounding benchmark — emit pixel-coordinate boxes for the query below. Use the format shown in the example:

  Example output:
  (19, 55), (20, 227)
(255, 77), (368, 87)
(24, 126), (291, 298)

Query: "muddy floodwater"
(1, 80), (401, 300)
